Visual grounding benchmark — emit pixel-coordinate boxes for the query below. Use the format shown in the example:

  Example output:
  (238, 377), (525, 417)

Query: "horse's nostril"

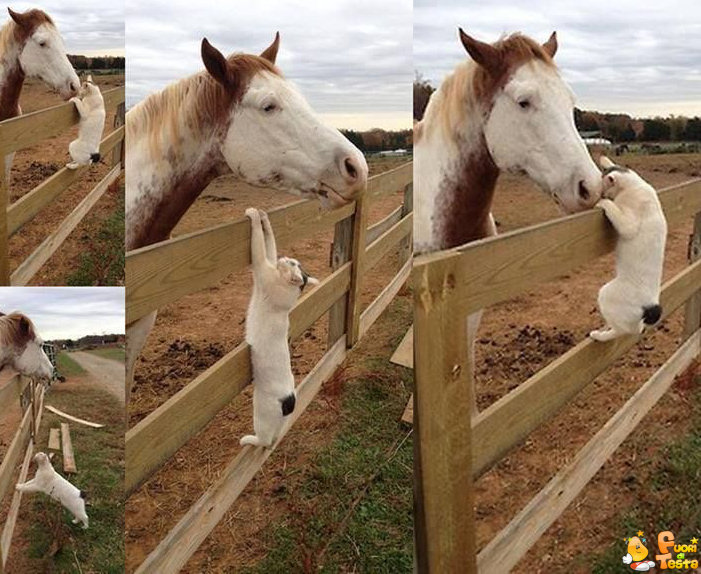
(344, 157), (358, 181)
(578, 180), (590, 201)
(70, 82), (77, 92)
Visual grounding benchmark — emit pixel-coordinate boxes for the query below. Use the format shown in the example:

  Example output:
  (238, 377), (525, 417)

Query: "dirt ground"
(126, 152), (700, 572)
(7, 75), (124, 285)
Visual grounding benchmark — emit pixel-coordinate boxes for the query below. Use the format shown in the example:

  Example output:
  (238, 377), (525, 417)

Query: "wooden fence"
(125, 161), (413, 572)
(412, 178), (701, 573)
(0, 87), (125, 285)
(0, 374), (46, 573)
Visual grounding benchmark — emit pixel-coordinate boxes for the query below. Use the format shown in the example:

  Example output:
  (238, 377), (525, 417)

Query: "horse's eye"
(39, 41), (47, 48)
(518, 99), (530, 109)
(263, 103), (277, 113)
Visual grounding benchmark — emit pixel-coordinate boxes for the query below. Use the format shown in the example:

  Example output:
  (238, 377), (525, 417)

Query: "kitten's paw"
(259, 210), (270, 223)
(15, 484), (21, 491)
(590, 329), (617, 342)
(72, 518), (79, 524)
(70, 97), (80, 105)
(245, 208), (260, 221)
(66, 162), (79, 170)
(240, 435), (260, 447)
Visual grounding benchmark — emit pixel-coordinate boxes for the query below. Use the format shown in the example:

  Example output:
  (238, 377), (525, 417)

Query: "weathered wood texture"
(0, 161), (7, 283)
(684, 211), (701, 342)
(328, 216), (354, 346)
(60, 423), (76, 474)
(48, 428), (61, 450)
(478, 330), (700, 573)
(0, 375), (28, 415)
(0, 407), (32, 505)
(0, 438), (33, 569)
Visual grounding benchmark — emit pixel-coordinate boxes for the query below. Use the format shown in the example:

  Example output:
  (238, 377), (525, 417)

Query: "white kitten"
(590, 156), (667, 342)
(15, 452), (89, 529)
(66, 75), (106, 170)
(241, 208), (319, 448)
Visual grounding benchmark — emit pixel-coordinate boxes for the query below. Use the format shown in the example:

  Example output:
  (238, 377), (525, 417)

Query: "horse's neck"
(0, 36), (24, 122)
(415, 122), (499, 253)
(126, 130), (226, 250)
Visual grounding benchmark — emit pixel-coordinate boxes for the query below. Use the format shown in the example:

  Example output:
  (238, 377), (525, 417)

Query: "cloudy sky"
(0, 288), (124, 340)
(126, 0), (412, 129)
(9, 0), (124, 56)
(415, 0), (701, 118)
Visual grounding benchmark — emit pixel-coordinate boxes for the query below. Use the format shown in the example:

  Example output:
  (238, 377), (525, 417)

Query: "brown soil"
(8, 75), (124, 285)
(125, 152), (701, 572)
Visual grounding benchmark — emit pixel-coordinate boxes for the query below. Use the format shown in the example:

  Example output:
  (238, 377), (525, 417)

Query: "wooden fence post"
(0, 160), (9, 285)
(327, 215), (354, 346)
(413, 267), (477, 573)
(112, 101), (125, 168)
(684, 212), (701, 345)
(346, 197), (369, 347)
(398, 183), (413, 269)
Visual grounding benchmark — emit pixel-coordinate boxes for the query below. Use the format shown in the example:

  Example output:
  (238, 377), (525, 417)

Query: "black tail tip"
(90, 152), (100, 163)
(79, 490), (87, 500)
(642, 304), (662, 325)
(280, 393), (296, 416)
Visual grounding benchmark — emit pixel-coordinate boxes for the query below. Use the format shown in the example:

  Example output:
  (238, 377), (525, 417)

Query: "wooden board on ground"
(390, 326), (413, 368)
(401, 395), (413, 424)
(45, 405), (104, 428)
(48, 428), (60, 450)
(61, 423), (76, 474)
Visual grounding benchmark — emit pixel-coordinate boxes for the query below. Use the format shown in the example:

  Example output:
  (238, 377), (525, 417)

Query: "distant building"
(378, 149), (410, 157)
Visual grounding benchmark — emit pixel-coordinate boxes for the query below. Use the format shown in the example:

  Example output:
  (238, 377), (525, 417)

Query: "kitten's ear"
(307, 277), (320, 286)
(606, 172), (616, 186)
(599, 155), (614, 169)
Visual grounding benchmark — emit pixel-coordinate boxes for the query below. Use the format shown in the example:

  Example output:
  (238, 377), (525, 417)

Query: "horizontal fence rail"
(413, 178), (701, 573)
(126, 162), (413, 571)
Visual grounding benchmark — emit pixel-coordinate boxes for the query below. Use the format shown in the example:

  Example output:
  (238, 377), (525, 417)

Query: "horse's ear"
(260, 32), (280, 64)
(201, 38), (231, 88)
(542, 31), (558, 58)
(8, 8), (29, 29)
(459, 28), (502, 76)
(18, 316), (31, 337)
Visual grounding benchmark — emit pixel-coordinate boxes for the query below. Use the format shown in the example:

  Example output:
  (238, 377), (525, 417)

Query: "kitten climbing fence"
(412, 178), (701, 573)
(0, 86), (125, 285)
(125, 161), (413, 571)
(0, 374), (46, 573)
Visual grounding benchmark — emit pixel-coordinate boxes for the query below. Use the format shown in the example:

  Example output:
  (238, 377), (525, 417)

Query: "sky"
(126, 0), (413, 130)
(8, 1), (124, 56)
(0, 288), (124, 340)
(415, 0), (701, 118)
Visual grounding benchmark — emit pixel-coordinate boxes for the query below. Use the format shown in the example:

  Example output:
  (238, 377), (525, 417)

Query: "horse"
(125, 33), (369, 413)
(414, 30), (603, 413)
(0, 8), (80, 181)
(0, 312), (53, 379)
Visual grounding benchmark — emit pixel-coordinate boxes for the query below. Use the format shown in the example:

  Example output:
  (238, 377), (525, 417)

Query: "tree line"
(68, 55), (125, 71)
(340, 128), (413, 153)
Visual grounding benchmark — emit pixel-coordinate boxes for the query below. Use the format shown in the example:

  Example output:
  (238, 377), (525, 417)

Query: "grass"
(18, 378), (124, 572)
(588, 373), (701, 572)
(56, 352), (86, 377)
(242, 300), (414, 574)
(85, 347), (125, 362)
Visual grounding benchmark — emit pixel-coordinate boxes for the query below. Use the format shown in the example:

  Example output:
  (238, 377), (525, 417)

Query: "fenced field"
(413, 175), (701, 572)
(125, 161), (412, 571)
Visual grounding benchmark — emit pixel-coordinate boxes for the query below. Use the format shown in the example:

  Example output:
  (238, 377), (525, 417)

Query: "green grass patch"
(85, 347), (125, 362)
(21, 379), (124, 572)
(56, 352), (86, 377)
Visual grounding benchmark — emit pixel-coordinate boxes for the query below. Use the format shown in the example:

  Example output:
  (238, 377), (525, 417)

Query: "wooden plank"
(478, 330), (701, 573)
(346, 196), (369, 347)
(126, 262), (351, 496)
(0, 160), (8, 284)
(472, 259), (701, 479)
(401, 395), (413, 425)
(413, 260), (477, 573)
(366, 205), (402, 245)
(0, 438), (33, 568)
(366, 162), (413, 201)
(390, 326), (413, 368)
(0, 375), (26, 415)
(112, 101), (125, 167)
(48, 428), (61, 450)
(126, 200), (354, 324)
(11, 164), (121, 285)
(398, 182), (413, 267)
(7, 127), (124, 236)
(0, 87), (124, 155)
(327, 215), (353, 346)
(684, 212), (701, 342)
(364, 213), (412, 273)
(135, 337), (348, 573)
(126, 163), (411, 325)
(0, 407), (32, 504)
(414, 179), (701, 317)
(61, 423), (76, 474)
(33, 386), (45, 436)
(45, 405), (105, 428)
(358, 256), (411, 339)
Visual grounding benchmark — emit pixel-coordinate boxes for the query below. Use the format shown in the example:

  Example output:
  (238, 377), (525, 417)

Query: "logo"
(622, 531), (699, 571)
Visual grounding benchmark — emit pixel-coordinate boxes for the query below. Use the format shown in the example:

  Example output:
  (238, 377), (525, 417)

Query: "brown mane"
(1, 9), (55, 52)
(126, 53), (281, 159)
(0, 312), (37, 348)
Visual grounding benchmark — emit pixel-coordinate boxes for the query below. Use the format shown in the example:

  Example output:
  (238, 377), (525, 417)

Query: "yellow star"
(638, 531), (644, 537)
(691, 537), (699, 545)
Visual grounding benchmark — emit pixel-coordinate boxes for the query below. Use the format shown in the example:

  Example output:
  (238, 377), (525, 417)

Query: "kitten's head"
(33, 452), (50, 467)
(79, 75), (101, 99)
(276, 257), (319, 293)
(599, 156), (640, 199)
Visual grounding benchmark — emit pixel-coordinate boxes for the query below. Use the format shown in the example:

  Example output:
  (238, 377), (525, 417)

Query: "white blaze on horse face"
(18, 24), (79, 100)
(222, 72), (368, 208)
(13, 338), (53, 379)
(484, 61), (602, 213)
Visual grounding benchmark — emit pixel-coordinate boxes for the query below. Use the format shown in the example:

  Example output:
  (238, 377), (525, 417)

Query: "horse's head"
(459, 30), (601, 213)
(7, 8), (79, 100)
(0, 312), (53, 380)
(200, 34), (368, 209)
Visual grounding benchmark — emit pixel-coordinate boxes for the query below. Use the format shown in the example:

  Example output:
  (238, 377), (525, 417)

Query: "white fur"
(66, 76), (105, 169)
(16, 452), (88, 528)
(590, 157), (667, 341)
(240, 208), (318, 448)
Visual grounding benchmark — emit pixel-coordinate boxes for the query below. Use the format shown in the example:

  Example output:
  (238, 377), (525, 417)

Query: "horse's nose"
(336, 152), (368, 190)
(69, 81), (78, 95)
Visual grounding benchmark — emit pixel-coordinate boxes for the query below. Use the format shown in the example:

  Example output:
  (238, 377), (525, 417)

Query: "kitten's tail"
(90, 152), (101, 164)
(642, 304), (662, 325)
(280, 393), (296, 416)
